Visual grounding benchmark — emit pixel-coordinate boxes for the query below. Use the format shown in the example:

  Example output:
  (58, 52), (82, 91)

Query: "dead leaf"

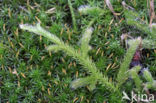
(105, 0), (118, 19)
(12, 69), (18, 76)
(46, 8), (55, 14)
(122, 1), (134, 10)
(149, 0), (155, 27)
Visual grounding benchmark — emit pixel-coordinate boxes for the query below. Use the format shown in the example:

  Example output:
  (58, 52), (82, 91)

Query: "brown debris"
(122, 1), (134, 10)
(149, 0), (155, 27)
(105, 0), (118, 19)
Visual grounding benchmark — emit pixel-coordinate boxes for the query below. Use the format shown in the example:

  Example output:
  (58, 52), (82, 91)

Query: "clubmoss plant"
(117, 38), (141, 87)
(19, 5), (150, 101)
(1, 1), (156, 102)
(125, 10), (156, 49)
(19, 23), (117, 93)
(129, 66), (142, 91)
(19, 22), (144, 102)
(68, 0), (77, 31)
(124, 10), (156, 92)
(143, 69), (156, 90)
(18, 4), (156, 102)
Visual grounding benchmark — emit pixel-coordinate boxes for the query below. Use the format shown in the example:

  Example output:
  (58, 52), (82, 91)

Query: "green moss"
(0, 0), (156, 102)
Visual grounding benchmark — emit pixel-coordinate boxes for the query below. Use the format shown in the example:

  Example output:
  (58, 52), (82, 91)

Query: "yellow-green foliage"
(129, 66), (142, 91)
(143, 70), (156, 90)
(20, 23), (117, 92)
(125, 10), (156, 48)
(117, 38), (141, 86)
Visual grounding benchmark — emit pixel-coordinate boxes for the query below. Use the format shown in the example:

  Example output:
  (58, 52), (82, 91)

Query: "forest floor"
(0, 0), (156, 103)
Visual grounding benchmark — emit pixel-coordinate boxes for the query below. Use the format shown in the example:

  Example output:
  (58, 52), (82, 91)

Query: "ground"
(0, 0), (156, 103)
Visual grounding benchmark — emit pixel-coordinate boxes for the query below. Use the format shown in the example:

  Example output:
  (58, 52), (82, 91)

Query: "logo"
(122, 91), (154, 102)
